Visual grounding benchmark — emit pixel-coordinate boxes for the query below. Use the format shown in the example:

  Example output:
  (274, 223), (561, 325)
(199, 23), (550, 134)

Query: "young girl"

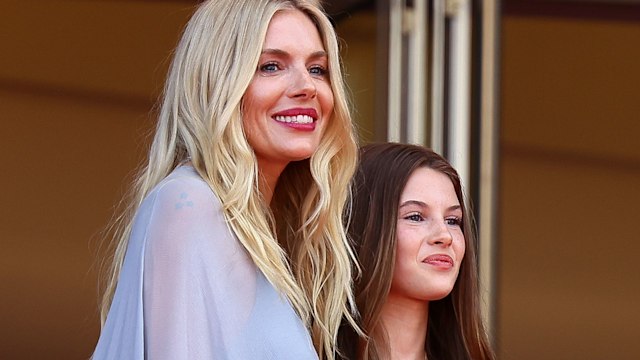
(339, 143), (494, 360)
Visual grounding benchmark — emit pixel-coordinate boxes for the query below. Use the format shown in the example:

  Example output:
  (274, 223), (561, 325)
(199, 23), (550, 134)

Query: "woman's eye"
(259, 62), (280, 73)
(446, 217), (462, 227)
(405, 214), (424, 222)
(309, 65), (327, 76)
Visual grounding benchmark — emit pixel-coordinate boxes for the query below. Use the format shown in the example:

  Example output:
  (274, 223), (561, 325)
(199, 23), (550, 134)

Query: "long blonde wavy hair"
(99, 0), (359, 358)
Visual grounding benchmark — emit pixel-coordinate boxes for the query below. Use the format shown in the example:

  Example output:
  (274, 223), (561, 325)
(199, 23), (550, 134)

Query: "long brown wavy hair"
(338, 142), (494, 360)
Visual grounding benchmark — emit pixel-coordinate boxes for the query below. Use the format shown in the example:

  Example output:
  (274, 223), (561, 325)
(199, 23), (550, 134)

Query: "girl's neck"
(379, 294), (429, 360)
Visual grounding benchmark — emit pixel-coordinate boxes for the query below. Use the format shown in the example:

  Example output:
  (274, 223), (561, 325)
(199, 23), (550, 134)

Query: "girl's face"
(390, 167), (466, 302)
(243, 9), (333, 175)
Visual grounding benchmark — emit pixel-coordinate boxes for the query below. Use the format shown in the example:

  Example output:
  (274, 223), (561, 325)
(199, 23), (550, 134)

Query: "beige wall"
(497, 9), (640, 359)
(5, 1), (639, 359)
(1, 1), (194, 358)
(336, 9), (377, 143)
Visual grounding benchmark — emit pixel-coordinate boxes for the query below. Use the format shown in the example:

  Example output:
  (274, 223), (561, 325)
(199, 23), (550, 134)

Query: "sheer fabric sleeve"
(92, 168), (318, 360)
(142, 176), (257, 359)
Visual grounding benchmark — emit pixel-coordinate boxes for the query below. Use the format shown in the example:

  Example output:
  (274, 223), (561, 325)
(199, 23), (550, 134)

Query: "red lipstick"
(272, 108), (318, 131)
(272, 107), (318, 119)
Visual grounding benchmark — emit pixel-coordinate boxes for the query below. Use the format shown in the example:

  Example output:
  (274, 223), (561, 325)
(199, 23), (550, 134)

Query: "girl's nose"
(427, 221), (453, 247)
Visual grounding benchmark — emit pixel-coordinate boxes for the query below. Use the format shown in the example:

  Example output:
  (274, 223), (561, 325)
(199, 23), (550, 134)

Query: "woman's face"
(243, 9), (333, 175)
(390, 167), (466, 302)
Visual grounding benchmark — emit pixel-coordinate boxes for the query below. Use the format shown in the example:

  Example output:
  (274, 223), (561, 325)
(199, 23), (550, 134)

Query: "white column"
(430, 0), (446, 153)
(479, 0), (499, 341)
(387, 0), (403, 142)
(405, 0), (428, 146)
(447, 0), (471, 190)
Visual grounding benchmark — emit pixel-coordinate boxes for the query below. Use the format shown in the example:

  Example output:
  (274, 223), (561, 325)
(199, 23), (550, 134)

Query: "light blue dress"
(92, 166), (318, 359)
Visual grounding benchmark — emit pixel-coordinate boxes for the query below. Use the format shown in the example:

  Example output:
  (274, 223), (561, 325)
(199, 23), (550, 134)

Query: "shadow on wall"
(1, 2), (195, 358)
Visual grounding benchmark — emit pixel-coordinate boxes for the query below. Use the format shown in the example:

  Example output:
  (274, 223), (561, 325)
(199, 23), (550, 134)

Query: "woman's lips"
(423, 254), (454, 268)
(272, 107), (318, 120)
(272, 108), (318, 130)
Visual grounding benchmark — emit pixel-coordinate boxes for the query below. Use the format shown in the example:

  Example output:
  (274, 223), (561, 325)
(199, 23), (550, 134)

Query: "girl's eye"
(259, 62), (280, 73)
(446, 217), (462, 227)
(405, 214), (424, 222)
(309, 65), (327, 76)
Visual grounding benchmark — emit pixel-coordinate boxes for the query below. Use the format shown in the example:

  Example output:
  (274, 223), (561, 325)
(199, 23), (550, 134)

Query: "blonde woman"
(92, 1), (358, 359)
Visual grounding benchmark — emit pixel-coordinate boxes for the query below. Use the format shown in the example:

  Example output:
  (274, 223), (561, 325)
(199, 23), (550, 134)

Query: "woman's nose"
(288, 67), (317, 99)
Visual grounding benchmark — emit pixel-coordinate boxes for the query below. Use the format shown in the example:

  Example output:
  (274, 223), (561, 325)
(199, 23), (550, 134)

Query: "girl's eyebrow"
(399, 200), (462, 212)
(399, 200), (427, 209)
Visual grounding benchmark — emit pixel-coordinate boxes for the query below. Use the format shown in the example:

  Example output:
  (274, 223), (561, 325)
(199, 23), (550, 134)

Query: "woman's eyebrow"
(260, 48), (328, 60)
(308, 50), (328, 59)
(261, 48), (288, 56)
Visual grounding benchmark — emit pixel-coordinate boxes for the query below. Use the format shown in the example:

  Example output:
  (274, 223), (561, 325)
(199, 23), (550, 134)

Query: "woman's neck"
(379, 294), (429, 360)
(256, 159), (287, 205)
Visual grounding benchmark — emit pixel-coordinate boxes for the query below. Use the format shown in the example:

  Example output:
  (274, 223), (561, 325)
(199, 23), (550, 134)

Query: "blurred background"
(1, 0), (639, 359)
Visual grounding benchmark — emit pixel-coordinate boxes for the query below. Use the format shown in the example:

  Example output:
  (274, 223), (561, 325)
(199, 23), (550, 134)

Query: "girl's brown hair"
(339, 142), (494, 360)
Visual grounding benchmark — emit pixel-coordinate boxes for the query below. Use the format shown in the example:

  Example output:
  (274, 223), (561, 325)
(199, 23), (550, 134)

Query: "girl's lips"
(423, 254), (454, 268)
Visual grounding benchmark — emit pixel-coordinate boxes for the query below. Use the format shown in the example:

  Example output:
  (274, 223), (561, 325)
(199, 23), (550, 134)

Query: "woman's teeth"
(274, 115), (314, 124)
